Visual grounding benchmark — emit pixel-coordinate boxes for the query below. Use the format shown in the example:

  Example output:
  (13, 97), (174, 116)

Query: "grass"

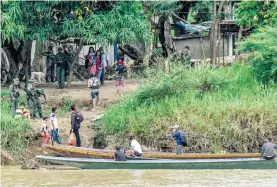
(0, 92), (33, 163)
(95, 64), (277, 153)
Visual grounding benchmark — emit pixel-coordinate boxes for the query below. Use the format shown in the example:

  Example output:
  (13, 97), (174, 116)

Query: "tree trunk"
(211, 1), (224, 65)
(158, 15), (175, 58)
(67, 39), (83, 88)
(236, 26), (243, 61)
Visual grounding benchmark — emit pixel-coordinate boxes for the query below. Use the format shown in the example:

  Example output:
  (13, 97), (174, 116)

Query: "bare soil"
(25, 79), (140, 158)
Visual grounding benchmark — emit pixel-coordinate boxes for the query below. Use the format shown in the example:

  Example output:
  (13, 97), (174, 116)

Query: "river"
(1, 166), (277, 187)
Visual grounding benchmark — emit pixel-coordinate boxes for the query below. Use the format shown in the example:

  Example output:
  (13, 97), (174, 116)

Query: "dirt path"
(30, 79), (140, 150)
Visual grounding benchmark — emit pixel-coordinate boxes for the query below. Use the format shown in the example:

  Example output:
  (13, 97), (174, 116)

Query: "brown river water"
(1, 166), (277, 187)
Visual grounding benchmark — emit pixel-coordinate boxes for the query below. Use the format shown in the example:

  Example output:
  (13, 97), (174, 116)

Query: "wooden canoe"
(36, 155), (277, 170)
(47, 145), (260, 159)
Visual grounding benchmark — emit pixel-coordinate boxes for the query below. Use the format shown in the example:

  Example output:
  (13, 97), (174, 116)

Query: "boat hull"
(36, 155), (277, 170)
(47, 145), (260, 160)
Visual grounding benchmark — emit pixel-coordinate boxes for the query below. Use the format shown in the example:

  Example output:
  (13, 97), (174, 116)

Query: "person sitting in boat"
(114, 146), (126, 161)
(126, 135), (142, 157)
(171, 125), (187, 155)
(260, 138), (277, 160)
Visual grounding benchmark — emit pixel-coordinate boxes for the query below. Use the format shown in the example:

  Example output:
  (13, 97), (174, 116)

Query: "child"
(115, 60), (126, 97)
(114, 146), (126, 161)
(15, 103), (31, 120)
(88, 73), (100, 111)
(50, 107), (61, 145)
(41, 116), (51, 154)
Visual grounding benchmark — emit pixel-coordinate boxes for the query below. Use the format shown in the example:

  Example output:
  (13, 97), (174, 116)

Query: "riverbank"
(95, 64), (277, 153)
(0, 79), (140, 165)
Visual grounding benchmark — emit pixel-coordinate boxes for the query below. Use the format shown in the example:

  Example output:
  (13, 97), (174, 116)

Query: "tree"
(239, 26), (277, 84)
(235, 0), (277, 59)
(1, 1), (152, 86)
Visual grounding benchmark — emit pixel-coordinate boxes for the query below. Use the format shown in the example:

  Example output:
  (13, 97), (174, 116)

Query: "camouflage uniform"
(26, 78), (43, 118)
(42, 45), (55, 82)
(55, 48), (67, 88)
(181, 50), (191, 67)
(10, 78), (20, 115)
(64, 46), (76, 83)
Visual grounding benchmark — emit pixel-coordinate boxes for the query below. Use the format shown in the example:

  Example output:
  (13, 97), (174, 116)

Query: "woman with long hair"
(93, 50), (103, 80)
(84, 47), (95, 70)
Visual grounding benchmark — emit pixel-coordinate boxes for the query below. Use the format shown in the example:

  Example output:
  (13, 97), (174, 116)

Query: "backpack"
(180, 131), (187, 146)
(74, 112), (84, 128)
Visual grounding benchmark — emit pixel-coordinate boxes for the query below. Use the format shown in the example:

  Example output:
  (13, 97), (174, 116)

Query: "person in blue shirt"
(171, 125), (185, 154)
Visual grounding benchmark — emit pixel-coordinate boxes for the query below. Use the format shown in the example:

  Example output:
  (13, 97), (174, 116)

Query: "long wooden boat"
(36, 155), (277, 170)
(47, 145), (260, 159)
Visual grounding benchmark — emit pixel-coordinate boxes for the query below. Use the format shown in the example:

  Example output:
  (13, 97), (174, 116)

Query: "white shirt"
(131, 140), (142, 153)
(50, 113), (58, 130)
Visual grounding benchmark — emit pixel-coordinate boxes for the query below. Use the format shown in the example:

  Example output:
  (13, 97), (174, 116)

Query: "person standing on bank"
(25, 77), (43, 119)
(42, 44), (55, 83)
(10, 78), (20, 115)
(260, 138), (277, 160)
(50, 107), (61, 145)
(55, 47), (67, 89)
(71, 104), (83, 147)
(171, 125), (187, 154)
(99, 47), (108, 85)
(88, 73), (100, 112)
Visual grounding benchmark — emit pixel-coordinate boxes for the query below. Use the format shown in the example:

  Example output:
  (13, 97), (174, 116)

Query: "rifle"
(36, 88), (47, 103)
(23, 88), (47, 104)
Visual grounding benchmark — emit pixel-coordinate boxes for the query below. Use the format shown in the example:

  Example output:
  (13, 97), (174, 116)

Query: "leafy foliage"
(239, 26), (277, 84)
(1, 1), (153, 44)
(191, 0), (213, 23)
(236, 1), (277, 27)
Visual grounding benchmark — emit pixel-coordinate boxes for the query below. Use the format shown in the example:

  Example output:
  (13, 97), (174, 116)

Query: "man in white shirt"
(127, 135), (142, 157)
(50, 107), (61, 145)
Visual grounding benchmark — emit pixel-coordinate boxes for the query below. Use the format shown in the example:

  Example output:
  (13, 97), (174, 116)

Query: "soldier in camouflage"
(10, 78), (20, 115)
(26, 77), (43, 119)
(55, 47), (67, 89)
(181, 46), (192, 67)
(42, 44), (55, 83)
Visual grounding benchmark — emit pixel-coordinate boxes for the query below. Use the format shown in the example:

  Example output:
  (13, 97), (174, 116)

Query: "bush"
(0, 92), (33, 162)
(239, 26), (277, 84)
(95, 64), (277, 153)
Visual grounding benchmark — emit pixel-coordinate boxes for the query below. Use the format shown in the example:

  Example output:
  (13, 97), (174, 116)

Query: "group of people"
(10, 76), (44, 119)
(42, 44), (76, 88)
(86, 46), (127, 111)
(40, 104), (83, 153)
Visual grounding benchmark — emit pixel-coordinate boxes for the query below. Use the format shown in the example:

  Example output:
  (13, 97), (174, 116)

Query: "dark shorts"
(91, 91), (99, 99)
(134, 151), (142, 157)
(264, 154), (276, 160)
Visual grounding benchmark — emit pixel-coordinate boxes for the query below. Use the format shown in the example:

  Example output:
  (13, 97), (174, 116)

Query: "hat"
(172, 125), (179, 129)
(28, 77), (38, 83)
(13, 78), (20, 84)
(42, 115), (49, 120)
(118, 59), (123, 66)
(58, 47), (63, 51)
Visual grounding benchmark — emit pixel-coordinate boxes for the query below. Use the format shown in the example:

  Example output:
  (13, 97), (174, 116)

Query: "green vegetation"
(0, 92), (33, 163)
(239, 26), (277, 84)
(96, 64), (277, 153)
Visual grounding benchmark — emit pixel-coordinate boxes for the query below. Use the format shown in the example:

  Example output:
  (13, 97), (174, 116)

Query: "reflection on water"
(1, 166), (277, 187)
